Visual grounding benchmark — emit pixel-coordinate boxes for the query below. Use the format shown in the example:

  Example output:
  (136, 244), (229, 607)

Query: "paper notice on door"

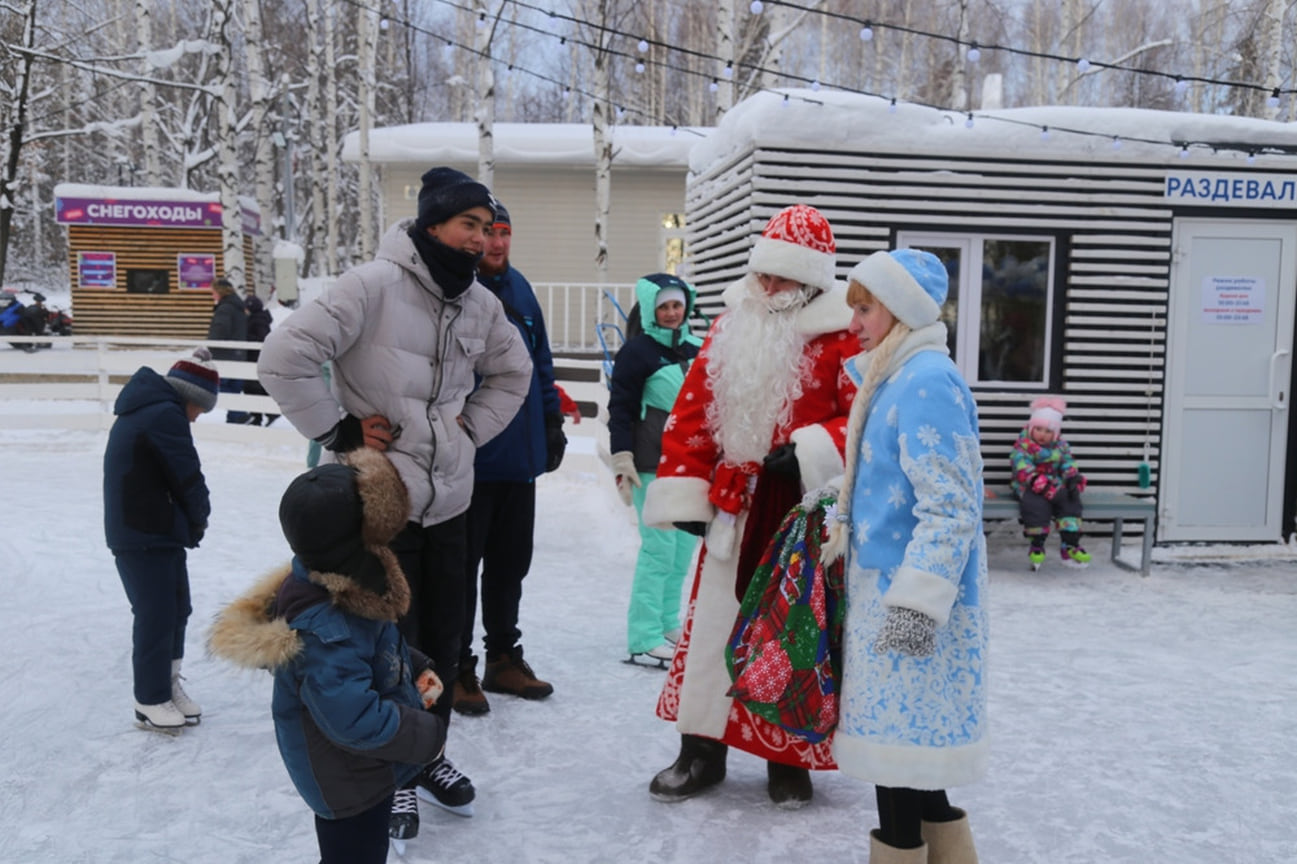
(1201, 275), (1264, 324)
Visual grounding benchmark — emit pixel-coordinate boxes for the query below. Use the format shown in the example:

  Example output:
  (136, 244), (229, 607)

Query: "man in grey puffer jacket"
(257, 166), (531, 838)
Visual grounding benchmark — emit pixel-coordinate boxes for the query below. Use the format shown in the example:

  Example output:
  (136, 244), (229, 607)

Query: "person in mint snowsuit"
(209, 448), (446, 864)
(104, 347), (219, 732)
(826, 248), (987, 863)
(607, 273), (703, 664)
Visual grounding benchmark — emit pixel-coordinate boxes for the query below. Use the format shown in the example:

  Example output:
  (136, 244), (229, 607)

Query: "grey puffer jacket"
(258, 220), (532, 526)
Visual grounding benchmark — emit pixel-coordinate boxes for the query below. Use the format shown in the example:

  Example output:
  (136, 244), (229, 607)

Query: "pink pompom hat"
(1028, 396), (1067, 434)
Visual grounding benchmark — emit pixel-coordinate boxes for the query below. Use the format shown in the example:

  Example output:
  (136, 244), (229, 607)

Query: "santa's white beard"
(705, 288), (809, 464)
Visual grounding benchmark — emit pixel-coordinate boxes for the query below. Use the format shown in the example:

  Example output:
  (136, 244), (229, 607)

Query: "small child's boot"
(1061, 544), (1092, 568)
(1028, 539), (1046, 570)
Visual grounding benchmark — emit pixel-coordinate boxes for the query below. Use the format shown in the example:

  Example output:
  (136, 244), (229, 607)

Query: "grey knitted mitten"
(873, 607), (937, 657)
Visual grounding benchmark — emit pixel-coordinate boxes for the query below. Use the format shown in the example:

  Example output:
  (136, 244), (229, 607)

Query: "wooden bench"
(983, 487), (1155, 575)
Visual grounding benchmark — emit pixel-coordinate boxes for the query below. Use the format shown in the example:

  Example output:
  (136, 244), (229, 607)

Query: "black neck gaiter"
(408, 226), (481, 299)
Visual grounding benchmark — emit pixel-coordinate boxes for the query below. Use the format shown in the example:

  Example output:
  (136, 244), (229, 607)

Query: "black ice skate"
(415, 756), (475, 817)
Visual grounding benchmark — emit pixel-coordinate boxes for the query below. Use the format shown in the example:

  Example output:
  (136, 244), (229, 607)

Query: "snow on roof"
(341, 122), (709, 168)
(690, 89), (1297, 173)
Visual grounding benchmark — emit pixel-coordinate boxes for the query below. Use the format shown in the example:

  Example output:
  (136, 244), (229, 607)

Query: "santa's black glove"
(544, 413), (567, 473)
(315, 414), (364, 453)
(762, 443), (799, 479)
(674, 521), (707, 537)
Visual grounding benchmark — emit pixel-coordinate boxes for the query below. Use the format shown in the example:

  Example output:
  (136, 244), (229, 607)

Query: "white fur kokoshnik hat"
(746, 204), (837, 293)
(846, 248), (950, 329)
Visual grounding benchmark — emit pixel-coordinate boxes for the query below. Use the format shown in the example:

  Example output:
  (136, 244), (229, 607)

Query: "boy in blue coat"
(209, 448), (446, 864)
(104, 347), (219, 732)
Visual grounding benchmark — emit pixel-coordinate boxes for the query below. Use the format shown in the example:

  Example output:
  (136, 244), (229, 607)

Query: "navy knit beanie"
(415, 167), (495, 230)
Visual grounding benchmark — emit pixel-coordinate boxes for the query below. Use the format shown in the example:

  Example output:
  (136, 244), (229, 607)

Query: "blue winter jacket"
(270, 560), (442, 819)
(103, 366), (210, 552)
(473, 266), (560, 483)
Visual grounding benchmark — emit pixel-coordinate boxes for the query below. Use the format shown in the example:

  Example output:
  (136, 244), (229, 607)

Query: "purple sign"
(78, 251), (116, 288)
(56, 196), (260, 235)
(178, 254), (217, 290)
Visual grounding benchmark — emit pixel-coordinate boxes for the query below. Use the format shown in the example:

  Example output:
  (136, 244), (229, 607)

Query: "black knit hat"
(278, 464), (386, 593)
(415, 166), (495, 230)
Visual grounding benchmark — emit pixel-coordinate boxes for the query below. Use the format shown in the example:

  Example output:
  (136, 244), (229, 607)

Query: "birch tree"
(0, 0), (38, 285)
(243, 0), (275, 296)
(211, 0), (244, 290)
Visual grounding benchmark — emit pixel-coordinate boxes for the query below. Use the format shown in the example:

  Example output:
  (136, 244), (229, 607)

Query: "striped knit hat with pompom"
(166, 346), (221, 413)
(1028, 396), (1067, 434)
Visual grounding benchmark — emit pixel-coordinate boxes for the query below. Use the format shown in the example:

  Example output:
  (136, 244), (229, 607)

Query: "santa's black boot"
(766, 760), (813, 809)
(649, 734), (727, 801)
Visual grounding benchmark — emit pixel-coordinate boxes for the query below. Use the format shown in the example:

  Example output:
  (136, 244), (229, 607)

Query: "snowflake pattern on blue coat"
(831, 348), (990, 790)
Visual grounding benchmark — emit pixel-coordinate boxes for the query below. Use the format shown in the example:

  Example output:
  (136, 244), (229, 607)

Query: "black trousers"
(392, 515), (467, 723)
(315, 793), (392, 864)
(461, 480), (535, 662)
(1017, 485), (1083, 535)
(875, 786), (954, 849)
(114, 547), (190, 705)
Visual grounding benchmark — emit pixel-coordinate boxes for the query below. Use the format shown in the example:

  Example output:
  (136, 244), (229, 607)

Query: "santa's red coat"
(642, 279), (858, 768)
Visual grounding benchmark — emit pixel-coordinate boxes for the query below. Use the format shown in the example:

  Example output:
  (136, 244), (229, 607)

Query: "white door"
(1161, 219), (1296, 542)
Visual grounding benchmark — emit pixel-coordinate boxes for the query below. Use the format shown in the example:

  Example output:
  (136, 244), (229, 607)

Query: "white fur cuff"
(789, 424), (844, 493)
(641, 476), (714, 530)
(881, 565), (960, 627)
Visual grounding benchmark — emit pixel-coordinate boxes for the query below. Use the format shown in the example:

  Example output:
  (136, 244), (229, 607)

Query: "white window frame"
(898, 231), (1057, 389)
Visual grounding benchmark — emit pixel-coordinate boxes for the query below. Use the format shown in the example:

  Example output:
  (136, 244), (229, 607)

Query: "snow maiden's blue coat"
(832, 325), (989, 789)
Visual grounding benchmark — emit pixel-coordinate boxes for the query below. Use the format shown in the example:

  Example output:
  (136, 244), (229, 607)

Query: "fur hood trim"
(347, 447), (409, 546)
(207, 564), (300, 671)
(307, 545), (411, 622)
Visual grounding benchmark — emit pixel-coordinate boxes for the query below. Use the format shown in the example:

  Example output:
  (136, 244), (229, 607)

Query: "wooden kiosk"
(54, 184), (259, 337)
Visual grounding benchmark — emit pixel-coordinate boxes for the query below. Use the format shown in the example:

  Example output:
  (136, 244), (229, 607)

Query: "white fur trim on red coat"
(720, 276), (853, 338)
(789, 423), (844, 493)
(641, 475), (713, 531)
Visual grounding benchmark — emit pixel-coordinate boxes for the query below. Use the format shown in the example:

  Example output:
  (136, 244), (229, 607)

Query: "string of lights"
(757, 0), (1295, 101)
(349, 0), (1294, 160)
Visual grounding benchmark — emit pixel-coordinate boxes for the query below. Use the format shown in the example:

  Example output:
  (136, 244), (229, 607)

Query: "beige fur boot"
(921, 808), (978, 864)
(869, 830), (928, 863)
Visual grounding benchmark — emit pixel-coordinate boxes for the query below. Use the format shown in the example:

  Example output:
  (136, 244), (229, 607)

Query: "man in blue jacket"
(454, 201), (566, 715)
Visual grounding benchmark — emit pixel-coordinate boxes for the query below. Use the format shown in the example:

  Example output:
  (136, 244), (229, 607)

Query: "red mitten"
(1075, 474), (1087, 493)
(1030, 473), (1050, 495)
(1043, 482), (1058, 501)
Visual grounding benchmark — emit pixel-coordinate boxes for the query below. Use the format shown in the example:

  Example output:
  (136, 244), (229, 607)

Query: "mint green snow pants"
(627, 472), (697, 655)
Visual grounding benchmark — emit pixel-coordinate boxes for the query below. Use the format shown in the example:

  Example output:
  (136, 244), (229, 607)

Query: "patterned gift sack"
(725, 492), (846, 743)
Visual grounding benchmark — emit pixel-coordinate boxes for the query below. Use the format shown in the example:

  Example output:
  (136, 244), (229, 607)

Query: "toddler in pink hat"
(1009, 396), (1091, 569)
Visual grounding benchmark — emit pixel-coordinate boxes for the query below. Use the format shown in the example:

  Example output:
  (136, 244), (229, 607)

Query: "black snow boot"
(766, 760), (813, 809)
(649, 734), (728, 802)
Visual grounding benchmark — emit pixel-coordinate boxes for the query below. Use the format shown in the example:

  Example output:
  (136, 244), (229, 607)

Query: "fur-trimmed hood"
(208, 448), (414, 671)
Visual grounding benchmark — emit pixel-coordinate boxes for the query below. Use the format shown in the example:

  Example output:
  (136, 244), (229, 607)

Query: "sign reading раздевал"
(1165, 172), (1297, 209)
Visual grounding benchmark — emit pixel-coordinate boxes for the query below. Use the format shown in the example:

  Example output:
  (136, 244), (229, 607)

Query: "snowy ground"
(1, 424), (1295, 864)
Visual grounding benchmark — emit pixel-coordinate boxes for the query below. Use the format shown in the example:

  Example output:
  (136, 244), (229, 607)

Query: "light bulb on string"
(1040, 126), (1050, 142)
(750, 1), (764, 13)
(708, 79), (719, 93)
(782, 93), (790, 107)
(615, 105), (625, 119)
(966, 43), (981, 62)
(635, 62), (645, 74)
(722, 63), (733, 79)
(964, 112), (974, 128)
(379, 18), (389, 30)
(1178, 144), (1190, 159)
(888, 97), (897, 113)
(670, 125), (678, 136)
(859, 24), (873, 42)
(1077, 58), (1091, 73)
(1111, 137), (1122, 151)
(1173, 77), (1189, 97)
(1247, 151), (1257, 164)
(637, 39), (648, 53)
(1267, 88), (1281, 108)
(475, 13), (485, 29)
(563, 87), (571, 101)
(810, 79), (821, 92)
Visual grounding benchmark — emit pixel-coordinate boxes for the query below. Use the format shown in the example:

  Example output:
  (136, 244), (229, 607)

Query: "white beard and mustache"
(704, 278), (812, 464)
